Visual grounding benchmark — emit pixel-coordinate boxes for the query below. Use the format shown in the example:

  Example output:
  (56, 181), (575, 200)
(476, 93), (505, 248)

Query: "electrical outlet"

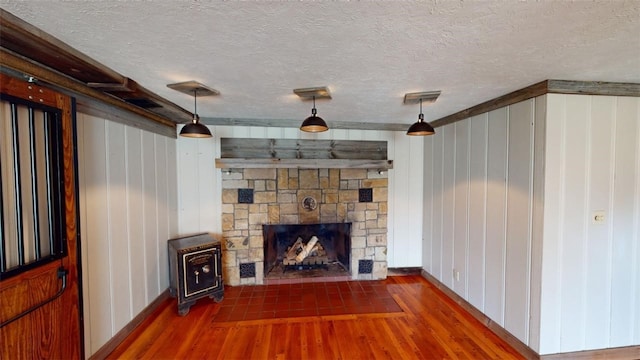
(453, 269), (460, 282)
(592, 210), (606, 224)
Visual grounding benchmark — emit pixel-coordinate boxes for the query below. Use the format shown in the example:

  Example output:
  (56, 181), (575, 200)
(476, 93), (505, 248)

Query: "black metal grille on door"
(0, 94), (67, 279)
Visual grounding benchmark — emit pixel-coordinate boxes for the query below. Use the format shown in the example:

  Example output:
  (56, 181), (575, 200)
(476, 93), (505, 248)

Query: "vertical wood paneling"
(406, 135), (424, 267)
(422, 135), (434, 273)
(430, 131), (444, 279)
(330, 129), (348, 140)
(155, 137), (170, 290)
(266, 127), (284, 139)
(504, 99), (534, 343)
(282, 128), (298, 139)
(559, 96), (589, 351)
(232, 126), (250, 138)
(196, 130), (217, 233)
(125, 127), (146, 316)
(485, 107), (508, 325)
(77, 117), (91, 355)
(79, 115), (112, 351)
(421, 100), (536, 346)
(468, 113), (488, 311)
(584, 96), (615, 349)
(540, 94), (640, 354)
(380, 130), (396, 267)
(176, 132), (200, 233)
(389, 132), (410, 268)
(106, 121), (132, 332)
(529, 95), (547, 352)
(540, 94), (565, 353)
(166, 135), (178, 239)
(347, 129), (363, 140)
(249, 126), (267, 138)
(441, 125), (456, 288)
(635, 99), (640, 346)
(453, 120), (469, 296)
(141, 131), (159, 303)
(610, 96), (638, 347)
(79, 115), (177, 357)
(422, 93), (639, 354)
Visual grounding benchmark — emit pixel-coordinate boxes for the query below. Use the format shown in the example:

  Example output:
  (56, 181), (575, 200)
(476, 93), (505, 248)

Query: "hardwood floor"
(106, 275), (524, 359)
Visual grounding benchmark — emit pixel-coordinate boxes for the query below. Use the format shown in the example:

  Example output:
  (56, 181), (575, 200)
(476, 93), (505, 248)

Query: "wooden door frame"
(0, 72), (83, 359)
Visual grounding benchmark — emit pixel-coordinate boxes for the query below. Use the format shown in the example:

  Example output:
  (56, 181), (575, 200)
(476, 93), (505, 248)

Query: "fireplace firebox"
(263, 223), (351, 277)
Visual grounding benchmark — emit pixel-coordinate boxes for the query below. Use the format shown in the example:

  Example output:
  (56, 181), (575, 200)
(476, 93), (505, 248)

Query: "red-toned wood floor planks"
(105, 275), (525, 359)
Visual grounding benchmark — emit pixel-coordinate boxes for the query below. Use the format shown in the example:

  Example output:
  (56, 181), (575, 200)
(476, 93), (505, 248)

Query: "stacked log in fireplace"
(283, 235), (329, 271)
(263, 223), (351, 277)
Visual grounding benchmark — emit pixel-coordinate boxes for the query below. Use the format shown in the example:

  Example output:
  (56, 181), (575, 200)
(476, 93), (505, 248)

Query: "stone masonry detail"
(221, 168), (388, 285)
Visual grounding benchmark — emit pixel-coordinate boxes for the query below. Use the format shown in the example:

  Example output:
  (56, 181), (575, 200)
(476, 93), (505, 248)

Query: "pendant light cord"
(311, 96), (317, 116)
(194, 89), (198, 116)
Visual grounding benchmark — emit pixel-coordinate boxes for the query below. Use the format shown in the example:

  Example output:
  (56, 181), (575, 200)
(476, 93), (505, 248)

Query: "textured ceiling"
(1, 1), (639, 128)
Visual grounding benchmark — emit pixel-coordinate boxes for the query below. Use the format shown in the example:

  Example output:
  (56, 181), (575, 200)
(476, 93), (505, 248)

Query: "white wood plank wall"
(422, 98), (543, 348)
(77, 113), (178, 357)
(539, 94), (640, 354)
(176, 126), (424, 268)
(423, 94), (640, 355)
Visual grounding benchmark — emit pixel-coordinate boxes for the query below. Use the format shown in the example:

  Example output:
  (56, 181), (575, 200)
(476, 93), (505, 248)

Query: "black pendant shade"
(180, 115), (212, 138)
(406, 98), (436, 136)
(179, 88), (212, 138)
(168, 82), (218, 139)
(300, 96), (328, 132)
(406, 113), (435, 136)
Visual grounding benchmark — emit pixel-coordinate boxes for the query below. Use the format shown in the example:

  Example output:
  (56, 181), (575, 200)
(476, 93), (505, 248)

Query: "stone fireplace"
(221, 168), (388, 285)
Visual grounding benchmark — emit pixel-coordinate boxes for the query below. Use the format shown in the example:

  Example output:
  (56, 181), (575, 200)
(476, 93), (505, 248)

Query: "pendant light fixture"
(294, 86), (331, 133)
(404, 91), (440, 136)
(167, 81), (220, 138)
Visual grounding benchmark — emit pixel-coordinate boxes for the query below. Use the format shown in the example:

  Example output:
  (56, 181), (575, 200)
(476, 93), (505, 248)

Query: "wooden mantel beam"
(216, 138), (393, 169)
(215, 158), (394, 170)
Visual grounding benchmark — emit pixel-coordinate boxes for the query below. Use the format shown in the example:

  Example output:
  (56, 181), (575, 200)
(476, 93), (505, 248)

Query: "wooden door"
(0, 73), (82, 359)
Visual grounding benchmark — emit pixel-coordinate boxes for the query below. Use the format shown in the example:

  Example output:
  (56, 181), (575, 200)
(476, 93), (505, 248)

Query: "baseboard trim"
(421, 270), (540, 360)
(387, 267), (422, 276)
(89, 289), (171, 360)
(541, 345), (640, 360)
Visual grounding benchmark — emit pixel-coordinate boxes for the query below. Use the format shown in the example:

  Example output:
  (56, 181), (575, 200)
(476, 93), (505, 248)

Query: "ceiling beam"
(430, 81), (549, 128)
(546, 80), (640, 97)
(1, 49), (177, 137)
(430, 79), (640, 128)
(200, 116), (410, 132)
(1, 8), (190, 136)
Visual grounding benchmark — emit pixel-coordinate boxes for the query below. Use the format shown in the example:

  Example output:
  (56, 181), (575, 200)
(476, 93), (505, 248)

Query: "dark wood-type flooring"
(106, 275), (524, 359)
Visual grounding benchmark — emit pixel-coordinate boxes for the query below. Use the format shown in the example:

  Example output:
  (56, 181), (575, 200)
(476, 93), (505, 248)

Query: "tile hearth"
(211, 280), (402, 322)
